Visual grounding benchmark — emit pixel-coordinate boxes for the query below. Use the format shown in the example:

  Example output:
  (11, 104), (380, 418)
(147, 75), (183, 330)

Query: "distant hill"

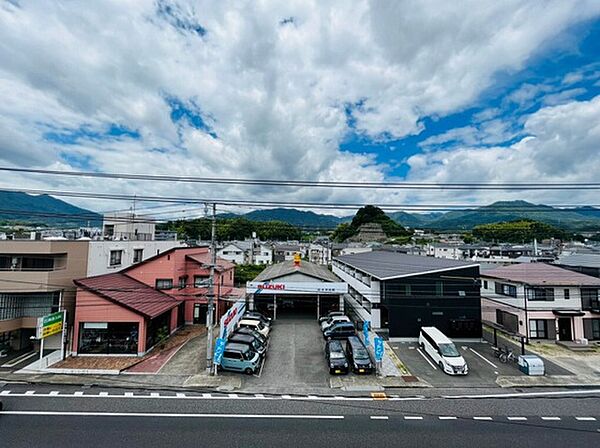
(421, 201), (600, 231)
(0, 191), (102, 227)
(388, 211), (441, 228)
(226, 208), (346, 229)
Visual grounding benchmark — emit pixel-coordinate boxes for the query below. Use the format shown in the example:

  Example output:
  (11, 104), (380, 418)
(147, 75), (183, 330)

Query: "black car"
(234, 327), (268, 345)
(318, 311), (345, 325)
(228, 333), (267, 358)
(323, 321), (355, 340)
(346, 336), (373, 374)
(325, 340), (349, 374)
(244, 312), (272, 327)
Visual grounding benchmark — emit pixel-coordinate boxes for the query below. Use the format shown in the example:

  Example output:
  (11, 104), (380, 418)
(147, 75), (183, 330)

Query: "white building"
(102, 212), (155, 241)
(308, 243), (331, 265)
(253, 243), (273, 265)
(218, 241), (253, 265)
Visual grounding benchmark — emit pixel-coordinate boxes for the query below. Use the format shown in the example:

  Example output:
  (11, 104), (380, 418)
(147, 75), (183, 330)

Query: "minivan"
(238, 318), (270, 338)
(345, 336), (373, 374)
(228, 333), (267, 358)
(418, 326), (468, 375)
(219, 342), (261, 375)
(325, 340), (349, 374)
(320, 315), (350, 332)
(318, 311), (345, 325)
(323, 321), (355, 340)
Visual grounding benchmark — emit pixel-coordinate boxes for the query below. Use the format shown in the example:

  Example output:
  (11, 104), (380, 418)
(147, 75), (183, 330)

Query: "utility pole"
(206, 202), (217, 374)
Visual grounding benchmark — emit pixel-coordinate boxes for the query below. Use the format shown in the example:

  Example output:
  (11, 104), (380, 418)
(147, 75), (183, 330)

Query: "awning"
(552, 310), (585, 317)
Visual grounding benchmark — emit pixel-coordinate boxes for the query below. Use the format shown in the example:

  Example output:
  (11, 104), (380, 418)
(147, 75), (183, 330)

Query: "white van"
(238, 318), (270, 338)
(418, 326), (468, 375)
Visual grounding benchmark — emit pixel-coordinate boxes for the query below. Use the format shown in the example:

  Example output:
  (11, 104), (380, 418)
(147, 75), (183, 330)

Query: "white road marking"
(443, 389), (600, 399)
(228, 393), (239, 398)
(99, 392), (109, 397)
(0, 410), (345, 420)
(507, 417), (527, 421)
(408, 346), (415, 350)
(0, 390), (11, 395)
(575, 417), (597, 421)
(370, 416), (389, 420)
(201, 393), (212, 398)
(416, 348), (437, 370)
(468, 347), (498, 369)
(254, 394), (265, 398)
(438, 416), (457, 420)
(150, 392), (159, 397)
(73, 392), (84, 396)
(49, 391), (59, 396)
(176, 393), (186, 398)
(473, 417), (493, 421)
(404, 416), (423, 420)
(1, 351), (36, 367)
(125, 392), (134, 397)
(25, 391), (35, 395)
(541, 417), (561, 421)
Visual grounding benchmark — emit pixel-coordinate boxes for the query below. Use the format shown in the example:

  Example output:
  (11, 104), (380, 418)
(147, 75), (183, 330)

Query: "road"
(1, 384), (599, 447)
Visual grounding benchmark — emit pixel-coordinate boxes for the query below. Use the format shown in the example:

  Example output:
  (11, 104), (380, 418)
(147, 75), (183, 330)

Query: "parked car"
(228, 333), (267, 358)
(219, 342), (261, 375)
(234, 327), (268, 346)
(323, 321), (355, 340)
(325, 340), (349, 374)
(238, 318), (270, 338)
(419, 326), (468, 375)
(318, 311), (345, 325)
(345, 336), (373, 374)
(244, 311), (272, 327)
(320, 315), (350, 332)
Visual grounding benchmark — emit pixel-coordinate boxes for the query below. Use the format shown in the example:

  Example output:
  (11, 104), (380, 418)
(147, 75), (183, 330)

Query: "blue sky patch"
(165, 95), (217, 138)
(43, 123), (140, 145)
(156, 0), (206, 37)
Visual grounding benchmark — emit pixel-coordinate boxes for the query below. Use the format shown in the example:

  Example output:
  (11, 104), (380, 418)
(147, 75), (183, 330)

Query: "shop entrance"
(253, 294), (340, 320)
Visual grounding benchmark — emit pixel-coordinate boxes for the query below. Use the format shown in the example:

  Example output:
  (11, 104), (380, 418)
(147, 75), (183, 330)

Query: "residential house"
(481, 263), (600, 343)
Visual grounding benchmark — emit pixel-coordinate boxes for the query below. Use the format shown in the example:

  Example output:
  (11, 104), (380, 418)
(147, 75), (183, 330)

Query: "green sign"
(38, 311), (64, 339)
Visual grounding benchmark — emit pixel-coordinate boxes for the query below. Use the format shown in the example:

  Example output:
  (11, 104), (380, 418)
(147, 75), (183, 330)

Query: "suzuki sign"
(246, 282), (347, 295)
(219, 300), (246, 339)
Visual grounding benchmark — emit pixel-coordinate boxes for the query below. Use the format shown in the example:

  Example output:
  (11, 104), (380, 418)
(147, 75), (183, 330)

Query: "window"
(529, 319), (548, 339)
(155, 279), (173, 290)
(581, 289), (600, 310)
(528, 288), (554, 301)
(133, 249), (143, 263)
(593, 320), (600, 340)
(435, 282), (443, 296)
(109, 250), (122, 267)
(564, 289), (570, 300)
(496, 310), (518, 333)
(178, 276), (188, 289)
(405, 284), (412, 296)
(495, 282), (517, 298)
(194, 275), (210, 288)
(483, 280), (488, 289)
(78, 322), (138, 355)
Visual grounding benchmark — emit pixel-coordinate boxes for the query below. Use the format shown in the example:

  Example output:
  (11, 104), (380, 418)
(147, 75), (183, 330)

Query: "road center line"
(541, 417), (561, 421)
(443, 389), (600, 399)
(507, 417), (527, 421)
(416, 348), (437, 370)
(370, 416), (389, 420)
(0, 411), (345, 420)
(404, 416), (423, 420)
(473, 417), (493, 421)
(575, 417), (596, 421)
(468, 347), (498, 369)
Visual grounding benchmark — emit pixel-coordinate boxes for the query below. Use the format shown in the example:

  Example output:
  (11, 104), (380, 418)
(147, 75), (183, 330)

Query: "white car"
(418, 326), (468, 375)
(238, 318), (270, 338)
(320, 315), (350, 332)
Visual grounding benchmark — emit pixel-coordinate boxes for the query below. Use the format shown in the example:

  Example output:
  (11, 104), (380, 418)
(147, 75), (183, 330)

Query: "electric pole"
(206, 202), (217, 373)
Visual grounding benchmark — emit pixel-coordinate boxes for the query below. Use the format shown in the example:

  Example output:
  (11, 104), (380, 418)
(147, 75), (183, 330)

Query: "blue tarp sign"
(363, 321), (370, 346)
(374, 337), (384, 362)
(213, 337), (226, 365)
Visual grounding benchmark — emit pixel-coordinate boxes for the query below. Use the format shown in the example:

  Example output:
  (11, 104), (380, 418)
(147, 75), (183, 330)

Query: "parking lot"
(390, 339), (572, 388)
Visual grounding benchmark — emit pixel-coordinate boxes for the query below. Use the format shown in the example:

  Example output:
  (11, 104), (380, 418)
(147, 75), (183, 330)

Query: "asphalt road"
(1, 384), (599, 447)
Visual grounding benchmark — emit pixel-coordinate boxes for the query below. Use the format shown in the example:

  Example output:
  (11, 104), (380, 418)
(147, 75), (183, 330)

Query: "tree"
(472, 219), (569, 243)
(332, 205), (411, 242)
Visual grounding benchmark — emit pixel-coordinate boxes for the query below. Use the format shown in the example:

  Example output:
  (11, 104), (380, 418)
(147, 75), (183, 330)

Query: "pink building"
(72, 247), (241, 356)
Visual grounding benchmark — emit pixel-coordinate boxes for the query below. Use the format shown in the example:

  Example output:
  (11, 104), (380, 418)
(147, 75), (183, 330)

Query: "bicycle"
(492, 345), (517, 363)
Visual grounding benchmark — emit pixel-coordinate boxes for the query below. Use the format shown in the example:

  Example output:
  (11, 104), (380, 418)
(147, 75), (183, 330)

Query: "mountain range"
(2, 189), (599, 232)
(0, 191), (102, 227)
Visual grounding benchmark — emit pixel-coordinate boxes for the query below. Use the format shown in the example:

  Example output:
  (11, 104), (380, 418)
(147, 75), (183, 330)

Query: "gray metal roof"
(555, 254), (600, 269)
(335, 251), (478, 280)
(253, 260), (339, 282)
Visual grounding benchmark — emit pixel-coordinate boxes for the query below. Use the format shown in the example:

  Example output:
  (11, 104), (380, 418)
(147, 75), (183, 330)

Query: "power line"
(3, 166), (600, 190)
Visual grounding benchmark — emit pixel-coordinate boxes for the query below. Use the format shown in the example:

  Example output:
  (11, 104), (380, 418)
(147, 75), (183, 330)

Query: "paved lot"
(391, 340), (572, 388)
(223, 314), (330, 392)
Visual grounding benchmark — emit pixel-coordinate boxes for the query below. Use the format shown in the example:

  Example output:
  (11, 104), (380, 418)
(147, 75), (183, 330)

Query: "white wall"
(333, 262), (381, 328)
(86, 240), (185, 276)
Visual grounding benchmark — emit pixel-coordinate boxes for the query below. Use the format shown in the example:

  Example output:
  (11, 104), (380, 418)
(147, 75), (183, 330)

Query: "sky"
(1, 0), (600, 217)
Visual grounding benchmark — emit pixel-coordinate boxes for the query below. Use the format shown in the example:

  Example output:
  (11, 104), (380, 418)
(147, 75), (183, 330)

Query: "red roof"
(186, 253), (235, 271)
(482, 263), (600, 286)
(74, 273), (181, 319)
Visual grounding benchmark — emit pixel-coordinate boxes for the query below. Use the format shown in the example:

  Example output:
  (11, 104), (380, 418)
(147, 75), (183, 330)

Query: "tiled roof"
(555, 254), (600, 269)
(74, 273), (181, 319)
(186, 253), (235, 271)
(482, 263), (600, 286)
(335, 251), (478, 280)
(253, 260), (340, 282)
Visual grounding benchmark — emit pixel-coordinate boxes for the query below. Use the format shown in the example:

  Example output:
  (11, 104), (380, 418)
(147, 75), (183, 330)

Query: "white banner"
(246, 281), (347, 295)
(219, 300), (246, 339)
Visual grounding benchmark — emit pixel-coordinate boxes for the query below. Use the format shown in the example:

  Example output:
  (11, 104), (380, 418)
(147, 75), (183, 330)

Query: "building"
(246, 259), (347, 319)
(72, 247), (241, 356)
(481, 263), (600, 343)
(307, 243), (331, 265)
(218, 241), (254, 265)
(252, 243), (273, 265)
(333, 251), (481, 338)
(554, 253), (600, 279)
(102, 212), (155, 241)
(272, 243), (303, 263)
(0, 239), (183, 353)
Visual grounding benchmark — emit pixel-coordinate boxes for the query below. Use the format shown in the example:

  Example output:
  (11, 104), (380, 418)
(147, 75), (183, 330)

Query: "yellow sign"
(37, 311), (65, 339)
(42, 321), (63, 338)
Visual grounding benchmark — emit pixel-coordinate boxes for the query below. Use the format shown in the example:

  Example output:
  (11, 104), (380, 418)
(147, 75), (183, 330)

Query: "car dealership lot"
(391, 340), (572, 388)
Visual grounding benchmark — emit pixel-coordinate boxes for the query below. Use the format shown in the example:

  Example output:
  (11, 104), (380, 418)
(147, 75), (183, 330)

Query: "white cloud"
(405, 95), (600, 205)
(0, 1), (599, 215)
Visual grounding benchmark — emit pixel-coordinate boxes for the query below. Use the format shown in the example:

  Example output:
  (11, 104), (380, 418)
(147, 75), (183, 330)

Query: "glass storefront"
(78, 322), (139, 355)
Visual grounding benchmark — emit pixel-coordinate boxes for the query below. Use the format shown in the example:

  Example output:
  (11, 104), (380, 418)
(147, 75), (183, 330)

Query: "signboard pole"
(60, 310), (67, 360)
(39, 337), (44, 362)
